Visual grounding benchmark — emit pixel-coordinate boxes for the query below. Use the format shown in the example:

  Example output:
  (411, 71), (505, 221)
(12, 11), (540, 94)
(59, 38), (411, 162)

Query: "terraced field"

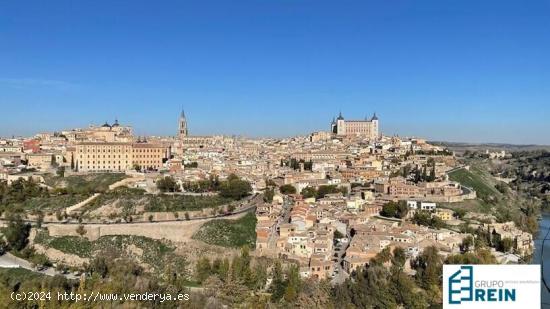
(192, 211), (257, 248)
(18, 194), (87, 211)
(80, 187), (233, 217)
(449, 166), (502, 200)
(34, 230), (175, 271)
(44, 173), (128, 194)
(2, 173), (128, 213)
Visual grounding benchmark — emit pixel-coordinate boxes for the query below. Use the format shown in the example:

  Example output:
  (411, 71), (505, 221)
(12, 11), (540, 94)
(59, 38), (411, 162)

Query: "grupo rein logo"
(443, 265), (540, 308)
(447, 265), (515, 304)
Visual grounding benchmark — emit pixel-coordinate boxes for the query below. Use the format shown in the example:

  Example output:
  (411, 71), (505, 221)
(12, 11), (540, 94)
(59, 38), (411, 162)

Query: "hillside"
(192, 211), (257, 248)
(446, 157), (540, 235)
(34, 230), (177, 272)
(431, 141), (550, 154)
(448, 165), (502, 201)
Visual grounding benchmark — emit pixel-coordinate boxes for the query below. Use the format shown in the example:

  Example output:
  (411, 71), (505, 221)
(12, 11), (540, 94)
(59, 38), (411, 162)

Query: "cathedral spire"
(178, 108), (188, 138)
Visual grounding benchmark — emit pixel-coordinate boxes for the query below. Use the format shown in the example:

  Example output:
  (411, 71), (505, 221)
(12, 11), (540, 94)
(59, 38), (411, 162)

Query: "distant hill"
(429, 141), (550, 154)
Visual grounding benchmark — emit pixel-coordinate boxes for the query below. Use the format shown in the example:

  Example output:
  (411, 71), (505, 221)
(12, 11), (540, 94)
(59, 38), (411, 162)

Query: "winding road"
(0, 252), (78, 280)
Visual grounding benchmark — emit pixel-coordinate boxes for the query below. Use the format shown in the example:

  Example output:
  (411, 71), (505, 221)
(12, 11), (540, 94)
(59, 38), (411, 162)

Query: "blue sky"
(1, 1), (549, 143)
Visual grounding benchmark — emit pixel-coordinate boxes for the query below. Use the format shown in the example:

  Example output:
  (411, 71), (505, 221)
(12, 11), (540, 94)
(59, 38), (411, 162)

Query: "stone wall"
(44, 211), (248, 242)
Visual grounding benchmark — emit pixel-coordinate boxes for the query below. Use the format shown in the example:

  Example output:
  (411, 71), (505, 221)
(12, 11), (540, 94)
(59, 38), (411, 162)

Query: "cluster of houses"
(255, 191), (471, 279)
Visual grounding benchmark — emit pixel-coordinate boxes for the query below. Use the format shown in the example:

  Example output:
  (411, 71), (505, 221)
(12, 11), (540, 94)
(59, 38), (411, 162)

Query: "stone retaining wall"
(44, 211), (248, 242)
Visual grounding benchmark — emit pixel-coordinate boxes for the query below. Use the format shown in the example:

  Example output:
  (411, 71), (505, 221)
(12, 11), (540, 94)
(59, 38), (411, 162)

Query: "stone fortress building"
(331, 112), (379, 140)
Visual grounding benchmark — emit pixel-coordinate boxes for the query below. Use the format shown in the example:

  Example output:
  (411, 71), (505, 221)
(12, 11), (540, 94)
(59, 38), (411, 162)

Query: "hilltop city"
(0, 110), (542, 307)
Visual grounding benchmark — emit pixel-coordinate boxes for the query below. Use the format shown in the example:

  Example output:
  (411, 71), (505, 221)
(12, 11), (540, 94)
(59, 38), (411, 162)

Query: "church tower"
(370, 112), (379, 140)
(336, 111), (346, 136)
(178, 109), (188, 139)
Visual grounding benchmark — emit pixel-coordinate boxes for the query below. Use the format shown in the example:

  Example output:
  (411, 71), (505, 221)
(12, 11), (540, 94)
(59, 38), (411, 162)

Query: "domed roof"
(371, 112), (378, 121)
(101, 121), (111, 128)
(112, 118), (120, 127)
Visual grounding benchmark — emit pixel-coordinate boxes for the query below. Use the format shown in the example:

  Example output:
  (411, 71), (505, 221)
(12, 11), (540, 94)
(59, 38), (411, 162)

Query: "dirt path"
(65, 193), (100, 214)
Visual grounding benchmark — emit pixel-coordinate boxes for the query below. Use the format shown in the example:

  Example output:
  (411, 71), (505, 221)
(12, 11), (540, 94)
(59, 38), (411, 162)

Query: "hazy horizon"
(1, 114), (550, 147)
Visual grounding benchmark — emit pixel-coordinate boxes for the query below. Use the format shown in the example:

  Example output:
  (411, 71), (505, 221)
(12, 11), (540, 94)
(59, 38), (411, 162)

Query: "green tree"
(460, 235), (474, 252)
(391, 271), (429, 308)
(211, 258), (222, 277)
(380, 201), (408, 219)
(412, 246), (442, 289)
(219, 175), (252, 200)
(89, 256), (109, 278)
(284, 265), (301, 302)
(0, 239), (7, 255)
(56, 166), (65, 177)
(76, 225), (87, 237)
(446, 252), (481, 264)
(4, 213), (31, 251)
(184, 161), (198, 168)
(30, 253), (51, 268)
(333, 230), (345, 241)
(498, 237), (514, 253)
(196, 257), (212, 283)
(446, 247), (497, 264)
(454, 208), (467, 219)
(279, 184), (297, 195)
(402, 164), (411, 178)
(371, 247), (392, 265)
(414, 167), (421, 183)
(391, 247), (407, 269)
(412, 211), (445, 229)
(300, 186), (317, 198)
(219, 258), (230, 281)
(263, 187), (275, 203)
(380, 202), (397, 217)
(270, 261), (286, 302)
(157, 176), (179, 192)
(35, 210), (44, 228)
(316, 185), (344, 198)
(495, 182), (509, 194)
(163, 255), (189, 291)
(396, 201), (408, 218)
(250, 262), (268, 290)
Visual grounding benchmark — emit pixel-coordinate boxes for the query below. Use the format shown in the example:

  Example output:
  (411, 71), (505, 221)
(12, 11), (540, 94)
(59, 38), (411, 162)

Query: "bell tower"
(178, 108), (188, 139)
